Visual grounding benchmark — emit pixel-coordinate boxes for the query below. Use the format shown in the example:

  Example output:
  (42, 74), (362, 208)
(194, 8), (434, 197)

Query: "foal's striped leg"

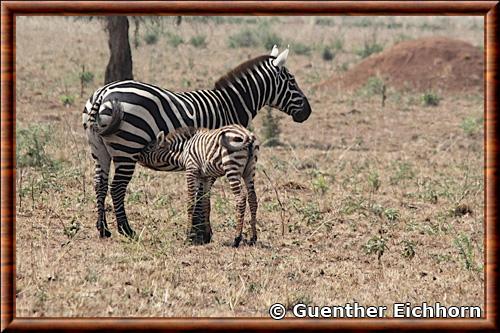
(245, 176), (258, 245)
(201, 177), (216, 242)
(228, 177), (247, 248)
(186, 169), (209, 244)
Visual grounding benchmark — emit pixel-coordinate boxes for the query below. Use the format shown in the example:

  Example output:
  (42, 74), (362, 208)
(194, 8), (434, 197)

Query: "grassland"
(15, 16), (484, 317)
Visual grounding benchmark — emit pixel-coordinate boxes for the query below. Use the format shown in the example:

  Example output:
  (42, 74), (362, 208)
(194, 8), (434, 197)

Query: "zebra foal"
(138, 125), (259, 247)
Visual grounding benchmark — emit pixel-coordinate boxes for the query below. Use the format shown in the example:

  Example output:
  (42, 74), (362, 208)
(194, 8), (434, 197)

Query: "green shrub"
(312, 173), (329, 194)
(79, 66), (94, 97)
(228, 26), (282, 50)
(460, 116), (482, 136)
(454, 234), (479, 271)
(144, 31), (159, 45)
(359, 76), (386, 97)
(17, 124), (55, 169)
(356, 39), (383, 58)
(383, 208), (400, 221)
(190, 35), (207, 48)
(390, 161), (415, 185)
(60, 94), (75, 107)
(167, 33), (183, 47)
(332, 38), (344, 51)
(363, 236), (388, 260)
(422, 92), (440, 106)
(261, 107), (281, 147)
(228, 29), (259, 48)
(315, 18), (335, 26)
(298, 202), (322, 225)
(367, 171), (381, 192)
(401, 240), (416, 259)
(292, 42), (311, 55)
(261, 31), (282, 50)
(79, 70), (94, 84)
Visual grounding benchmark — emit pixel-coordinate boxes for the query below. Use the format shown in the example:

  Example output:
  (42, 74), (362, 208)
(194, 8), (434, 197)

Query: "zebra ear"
(270, 45), (279, 57)
(272, 48), (289, 67)
(156, 131), (165, 146)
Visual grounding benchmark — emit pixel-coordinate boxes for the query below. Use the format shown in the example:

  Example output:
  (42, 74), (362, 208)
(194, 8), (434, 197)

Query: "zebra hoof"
(188, 226), (212, 245)
(99, 228), (112, 238)
(248, 236), (257, 246)
(233, 235), (242, 248)
(118, 225), (137, 240)
(189, 233), (210, 245)
(203, 231), (212, 244)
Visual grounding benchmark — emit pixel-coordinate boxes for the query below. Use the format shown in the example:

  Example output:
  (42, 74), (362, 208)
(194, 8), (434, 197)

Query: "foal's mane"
(214, 55), (274, 90)
(164, 127), (204, 143)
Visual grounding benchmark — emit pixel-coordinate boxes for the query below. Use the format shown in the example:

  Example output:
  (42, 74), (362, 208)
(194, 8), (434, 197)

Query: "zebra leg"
(201, 177), (216, 243)
(110, 158), (137, 239)
(88, 133), (112, 238)
(186, 170), (206, 245)
(229, 178), (246, 248)
(245, 177), (258, 246)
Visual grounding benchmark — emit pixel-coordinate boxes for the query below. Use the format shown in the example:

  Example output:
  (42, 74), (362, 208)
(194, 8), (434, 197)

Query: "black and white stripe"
(138, 125), (259, 246)
(83, 47), (311, 241)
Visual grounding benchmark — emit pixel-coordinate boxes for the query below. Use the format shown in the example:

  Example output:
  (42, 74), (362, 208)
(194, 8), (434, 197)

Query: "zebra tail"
(96, 99), (124, 136)
(220, 132), (246, 152)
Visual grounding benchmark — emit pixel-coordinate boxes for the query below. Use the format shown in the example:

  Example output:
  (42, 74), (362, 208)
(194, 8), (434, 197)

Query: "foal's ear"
(156, 131), (165, 146)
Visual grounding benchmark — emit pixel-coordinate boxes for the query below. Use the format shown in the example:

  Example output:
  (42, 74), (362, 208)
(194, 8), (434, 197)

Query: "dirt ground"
(318, 36), (484, 92)
(15, 16), (484, 317)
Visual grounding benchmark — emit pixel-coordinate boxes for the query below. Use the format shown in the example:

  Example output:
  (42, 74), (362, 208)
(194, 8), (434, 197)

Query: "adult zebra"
(83, 46), (311, 243)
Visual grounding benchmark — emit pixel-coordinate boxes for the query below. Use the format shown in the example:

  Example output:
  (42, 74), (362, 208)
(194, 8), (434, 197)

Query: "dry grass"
(15, 16), (484, 317)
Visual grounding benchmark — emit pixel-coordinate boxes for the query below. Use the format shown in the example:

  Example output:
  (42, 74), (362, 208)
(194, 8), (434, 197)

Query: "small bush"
(167, 33), (183, 47)
(359, 76), (385, 98)
(315, 18), (335, 26)
(228, 26), (282, 50)
(356, 39), (383, 59)
(401, 240), (416, 259)
(79, 66), (94, 97)
(383, 208), (400, 222)
(228, 29), (259, 48)
(17, 124), (55, 169)
(390, 161), (415, 185)
(79, 70), (94, 84)
(292, 42), (311, 55)
(312, 173), (329, 194)
(454, 234), (479, 271)
(322, 46), (335, 61)
(261, 31), (282, 50)
(261, 107), (281, 147)
(332, 38), (344, 51)
(144, 31), (159, 45)
(367, 171), (381, 192)
(190, 35), (207, 48)
(60, 94), (75, 107)
(460, 116), (483, 136)
(422, 92), (441, 106)
(363, 236), (388, 261)
(298, 202), (322, 225)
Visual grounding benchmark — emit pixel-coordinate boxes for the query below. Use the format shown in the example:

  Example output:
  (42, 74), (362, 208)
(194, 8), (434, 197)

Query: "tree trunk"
(104, 16), (133, 84)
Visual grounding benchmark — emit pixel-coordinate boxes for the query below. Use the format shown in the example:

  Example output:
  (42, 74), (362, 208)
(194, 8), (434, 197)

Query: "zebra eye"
(234, 137), (244, 143)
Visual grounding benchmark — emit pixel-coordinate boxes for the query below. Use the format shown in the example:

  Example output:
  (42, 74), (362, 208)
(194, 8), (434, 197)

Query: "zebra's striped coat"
(83, 47), (311, 243)
(138, 125), (259, 247)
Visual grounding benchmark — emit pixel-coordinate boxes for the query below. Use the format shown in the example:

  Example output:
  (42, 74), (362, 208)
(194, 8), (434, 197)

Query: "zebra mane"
(214, 55), (274, 90)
